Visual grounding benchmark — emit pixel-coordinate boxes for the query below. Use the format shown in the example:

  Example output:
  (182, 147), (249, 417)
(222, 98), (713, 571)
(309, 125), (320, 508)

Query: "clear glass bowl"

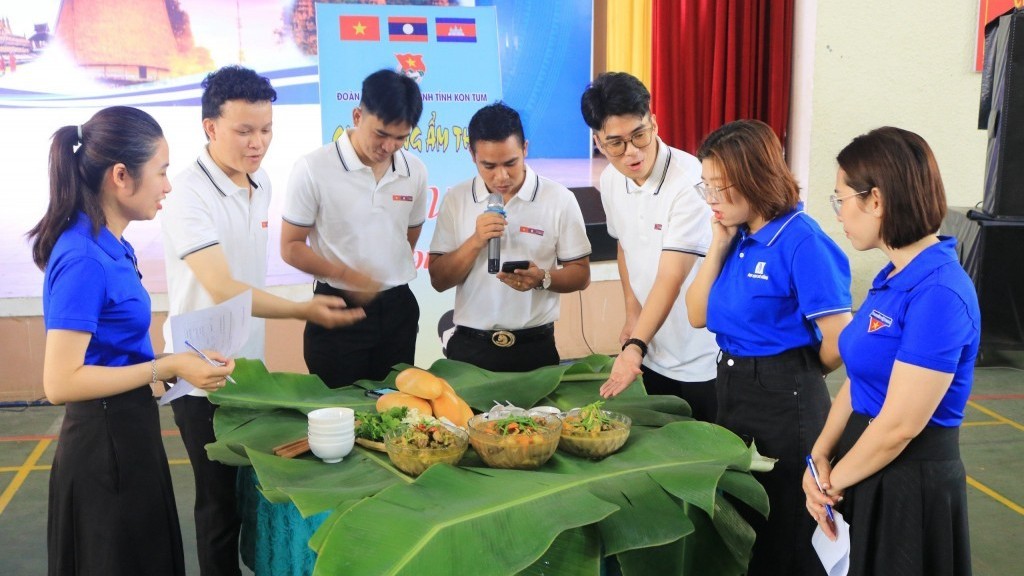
(558, 409), (631, 459)
(384, 424), (469, 477)
(466, 413), (562, 470)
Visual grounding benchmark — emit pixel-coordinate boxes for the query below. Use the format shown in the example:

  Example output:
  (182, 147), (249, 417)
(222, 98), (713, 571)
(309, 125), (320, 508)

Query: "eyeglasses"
(694, 181), (735, 202)
(599, 126), (654, 157)
(829, 190), (869, 215)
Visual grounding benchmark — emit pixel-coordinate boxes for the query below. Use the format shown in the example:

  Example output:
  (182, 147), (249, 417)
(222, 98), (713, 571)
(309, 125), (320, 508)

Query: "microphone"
(485, 192), (505, 274)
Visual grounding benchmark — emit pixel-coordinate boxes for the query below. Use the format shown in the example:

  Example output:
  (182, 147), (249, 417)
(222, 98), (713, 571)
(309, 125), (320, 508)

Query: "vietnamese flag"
(340, 16), (380, 41)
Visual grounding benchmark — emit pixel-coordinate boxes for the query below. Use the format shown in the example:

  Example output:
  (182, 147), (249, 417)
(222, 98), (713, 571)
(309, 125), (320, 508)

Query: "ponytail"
(27, 106), (164, 269)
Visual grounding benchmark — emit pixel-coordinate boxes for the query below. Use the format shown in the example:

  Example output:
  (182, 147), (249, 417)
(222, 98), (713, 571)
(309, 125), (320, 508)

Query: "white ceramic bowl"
(308, 435), (355, 463)
(308, 431), (355, 442)
(308, 407), (355, 424)
(308, 421), (354, 434)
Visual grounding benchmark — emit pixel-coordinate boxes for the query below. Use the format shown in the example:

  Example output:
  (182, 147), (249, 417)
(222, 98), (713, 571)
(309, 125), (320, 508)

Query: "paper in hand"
(159, 290), (252, 405)
(812, 509), (851, 576)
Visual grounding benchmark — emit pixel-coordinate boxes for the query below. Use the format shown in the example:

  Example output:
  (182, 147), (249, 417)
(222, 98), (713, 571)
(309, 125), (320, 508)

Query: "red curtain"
(651, 0), (794, 154)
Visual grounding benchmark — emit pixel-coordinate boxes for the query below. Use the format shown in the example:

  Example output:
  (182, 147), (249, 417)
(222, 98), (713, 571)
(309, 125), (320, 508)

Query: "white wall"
(803, 0), (989, 303)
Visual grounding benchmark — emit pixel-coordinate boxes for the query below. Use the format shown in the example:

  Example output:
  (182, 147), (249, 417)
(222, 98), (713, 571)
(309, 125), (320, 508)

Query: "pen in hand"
(806, 455), (835, 522)
(183, 340), (237, 385)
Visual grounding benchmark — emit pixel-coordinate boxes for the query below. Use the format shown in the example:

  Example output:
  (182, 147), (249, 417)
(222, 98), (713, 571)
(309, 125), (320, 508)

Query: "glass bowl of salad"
(466, 413), (561, 470)
(384, 419), (469, 477)
(559, 402), (631, 459)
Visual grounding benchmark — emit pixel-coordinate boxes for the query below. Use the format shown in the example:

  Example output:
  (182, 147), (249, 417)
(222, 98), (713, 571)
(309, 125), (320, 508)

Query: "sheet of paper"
(812, 510), (851, 576)
(159, 290), (252, 405)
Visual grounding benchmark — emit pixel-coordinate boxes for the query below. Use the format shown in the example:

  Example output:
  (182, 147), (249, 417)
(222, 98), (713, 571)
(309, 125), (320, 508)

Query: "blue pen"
(184, 340), (237, 385)
(805, 455), (835, 522)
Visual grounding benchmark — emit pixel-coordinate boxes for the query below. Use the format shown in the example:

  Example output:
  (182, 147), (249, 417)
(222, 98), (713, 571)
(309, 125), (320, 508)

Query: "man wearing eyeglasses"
(580, 72), (719, 421)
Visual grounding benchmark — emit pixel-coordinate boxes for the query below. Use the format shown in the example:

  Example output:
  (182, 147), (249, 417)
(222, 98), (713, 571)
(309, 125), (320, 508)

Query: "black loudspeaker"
(569, 187), (617, 262)
(943, 208), (1024, 350)
(981, 9), (1024, 218)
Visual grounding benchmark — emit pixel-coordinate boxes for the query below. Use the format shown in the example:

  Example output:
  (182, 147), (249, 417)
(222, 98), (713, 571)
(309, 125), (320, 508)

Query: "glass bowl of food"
(384, 419), (469, 477)
(559, 403), (631, 459)
(466, 413), (562, 470)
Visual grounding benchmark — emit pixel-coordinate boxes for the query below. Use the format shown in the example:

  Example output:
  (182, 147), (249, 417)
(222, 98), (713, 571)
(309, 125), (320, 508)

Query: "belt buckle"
(491, 330), (516, 348)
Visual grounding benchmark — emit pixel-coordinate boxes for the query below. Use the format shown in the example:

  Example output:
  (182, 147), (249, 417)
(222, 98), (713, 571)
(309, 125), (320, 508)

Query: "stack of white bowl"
(307, 407), (355, 463)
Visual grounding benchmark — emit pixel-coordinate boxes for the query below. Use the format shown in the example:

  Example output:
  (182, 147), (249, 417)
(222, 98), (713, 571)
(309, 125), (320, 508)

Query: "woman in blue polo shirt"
(804, 127), (978, 576)
(686, 120), (852, 576)
(28, 106), (235, 576)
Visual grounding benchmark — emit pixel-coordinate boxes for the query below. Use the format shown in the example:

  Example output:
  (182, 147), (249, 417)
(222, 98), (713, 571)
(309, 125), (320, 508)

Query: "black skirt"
(48, 385), (185, 576)
(837, 412), (972, 576)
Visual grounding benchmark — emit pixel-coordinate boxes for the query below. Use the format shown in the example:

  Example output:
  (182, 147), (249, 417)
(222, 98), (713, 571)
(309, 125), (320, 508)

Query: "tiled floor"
(1, 351), (1022, 575)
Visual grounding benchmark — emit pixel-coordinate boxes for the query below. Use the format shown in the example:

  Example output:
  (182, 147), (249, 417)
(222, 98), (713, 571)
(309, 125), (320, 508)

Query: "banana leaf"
(207, 359), (766, 575)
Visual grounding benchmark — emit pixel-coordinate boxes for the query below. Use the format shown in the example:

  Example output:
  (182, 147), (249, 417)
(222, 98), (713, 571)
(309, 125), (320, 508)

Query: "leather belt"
(455, 323), (554, 348)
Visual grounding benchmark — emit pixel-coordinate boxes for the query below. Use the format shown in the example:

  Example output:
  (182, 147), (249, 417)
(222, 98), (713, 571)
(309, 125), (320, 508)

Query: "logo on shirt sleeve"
(519, 225), (545, 236)
(392, 194), (414, 202)
(654, 223), (663, 230)
(868, 310), (893, 333)
(261, 221), (268, 228)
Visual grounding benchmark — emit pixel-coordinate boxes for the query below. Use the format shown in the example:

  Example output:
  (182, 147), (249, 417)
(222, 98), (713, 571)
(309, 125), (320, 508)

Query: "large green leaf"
(303, 423), (760, 575)
(209, 359), (766, 575)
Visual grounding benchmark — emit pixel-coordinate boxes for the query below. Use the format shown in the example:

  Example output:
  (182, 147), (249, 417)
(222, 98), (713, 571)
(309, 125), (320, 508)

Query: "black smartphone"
(364, 387), (398, 398)
(501, 260), (530, 273)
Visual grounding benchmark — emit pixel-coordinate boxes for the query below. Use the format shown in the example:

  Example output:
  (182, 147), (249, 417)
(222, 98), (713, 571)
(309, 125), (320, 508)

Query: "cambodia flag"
(389, 17), (428, 42)
(436, 17), (477, 43)
(339, 16), (380, 41)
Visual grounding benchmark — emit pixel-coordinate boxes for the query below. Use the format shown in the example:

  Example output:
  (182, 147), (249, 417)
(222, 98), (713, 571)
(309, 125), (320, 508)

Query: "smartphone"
(364, 387), (398, 398)
(501, 260), (530, 273)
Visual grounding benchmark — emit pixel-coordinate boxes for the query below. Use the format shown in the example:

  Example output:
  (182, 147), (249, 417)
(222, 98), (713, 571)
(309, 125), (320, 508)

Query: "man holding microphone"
(429, 102), (592, 371)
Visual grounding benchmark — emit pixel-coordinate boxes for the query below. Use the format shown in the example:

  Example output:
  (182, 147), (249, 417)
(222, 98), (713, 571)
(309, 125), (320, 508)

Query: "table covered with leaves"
(206, 355), (768, 576)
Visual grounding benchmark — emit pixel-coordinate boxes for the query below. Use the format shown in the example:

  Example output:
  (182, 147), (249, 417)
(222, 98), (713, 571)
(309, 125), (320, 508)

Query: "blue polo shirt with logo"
(839, 237), (980, 427)
(43, 212), (155, 368)
(706, 207), (852, 356)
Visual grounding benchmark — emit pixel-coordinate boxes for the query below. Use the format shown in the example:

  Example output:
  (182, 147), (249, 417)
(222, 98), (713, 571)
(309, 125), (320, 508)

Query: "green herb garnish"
(575, 401), (613, 432)
(355, 406), (409, 442)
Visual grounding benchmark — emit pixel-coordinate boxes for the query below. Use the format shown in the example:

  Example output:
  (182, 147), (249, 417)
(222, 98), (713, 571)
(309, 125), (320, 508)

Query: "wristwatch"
(534, 269), (552, 290)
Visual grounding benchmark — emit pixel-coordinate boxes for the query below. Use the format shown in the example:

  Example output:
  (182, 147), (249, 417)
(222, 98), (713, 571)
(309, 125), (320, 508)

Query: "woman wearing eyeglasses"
(803, 127), (978, 576)
(685, 119), (852, 576)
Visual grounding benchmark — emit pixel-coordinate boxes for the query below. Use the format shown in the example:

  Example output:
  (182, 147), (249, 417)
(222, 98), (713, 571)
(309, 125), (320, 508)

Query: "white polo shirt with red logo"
(430, 165), (591, 330)
(161, 146), (271, 395)
(599, 138), (719, 382)
(282, 130), (428, 290)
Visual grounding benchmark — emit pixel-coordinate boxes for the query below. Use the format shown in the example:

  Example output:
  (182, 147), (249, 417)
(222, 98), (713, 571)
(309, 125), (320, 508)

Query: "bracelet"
(150, 359), (159, 384)
(621, 338), (648, 358)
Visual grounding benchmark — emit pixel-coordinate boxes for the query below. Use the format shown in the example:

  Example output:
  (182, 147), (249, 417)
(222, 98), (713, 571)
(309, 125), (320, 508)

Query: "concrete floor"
(1, 351), (1022, 575)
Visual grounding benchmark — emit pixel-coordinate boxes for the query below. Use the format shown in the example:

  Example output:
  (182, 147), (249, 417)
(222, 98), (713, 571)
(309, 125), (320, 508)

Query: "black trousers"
(640, 365), (718, 422)
(172, 395), (241, 576)
(305, 283), (419, 388)
(715, 347), (830, 576)
(446, 325), (559, 372)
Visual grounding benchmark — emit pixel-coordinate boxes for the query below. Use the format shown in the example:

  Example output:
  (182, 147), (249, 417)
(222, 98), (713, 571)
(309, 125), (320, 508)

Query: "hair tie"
(76, 125), (83, 144)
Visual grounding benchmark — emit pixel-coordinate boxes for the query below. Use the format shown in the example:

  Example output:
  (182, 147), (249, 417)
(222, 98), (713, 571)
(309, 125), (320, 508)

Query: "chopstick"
(272, 437), (310, 458)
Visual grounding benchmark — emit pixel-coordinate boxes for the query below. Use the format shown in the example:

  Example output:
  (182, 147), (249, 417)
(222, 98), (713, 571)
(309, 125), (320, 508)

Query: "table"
(211, 356), (768, 576)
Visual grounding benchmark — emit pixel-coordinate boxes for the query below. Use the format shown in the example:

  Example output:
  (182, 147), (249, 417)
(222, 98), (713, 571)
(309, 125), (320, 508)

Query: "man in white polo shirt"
(429, 102), (591, 372)
(281, 69), (428, 388)
(580, 72), (720, 421)
(162, 66), (363, 576)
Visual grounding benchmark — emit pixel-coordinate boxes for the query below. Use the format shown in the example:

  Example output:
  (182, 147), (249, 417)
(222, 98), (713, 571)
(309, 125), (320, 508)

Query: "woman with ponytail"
(28, 106), (235, 576)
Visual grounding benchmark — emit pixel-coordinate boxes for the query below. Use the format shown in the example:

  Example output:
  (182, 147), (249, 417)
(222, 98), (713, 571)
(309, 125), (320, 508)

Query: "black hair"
(468, 102), (525, 151)
(580, 72), (651, 131)
(28, 106), (164, 269)
(837, 127), (947, 249)
(360, 69), (423, 127)
(201, 65), (277, 120)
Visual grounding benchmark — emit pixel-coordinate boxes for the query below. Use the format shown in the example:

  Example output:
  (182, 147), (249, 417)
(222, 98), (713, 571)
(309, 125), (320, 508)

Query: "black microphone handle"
(487, 237), (500, 274)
